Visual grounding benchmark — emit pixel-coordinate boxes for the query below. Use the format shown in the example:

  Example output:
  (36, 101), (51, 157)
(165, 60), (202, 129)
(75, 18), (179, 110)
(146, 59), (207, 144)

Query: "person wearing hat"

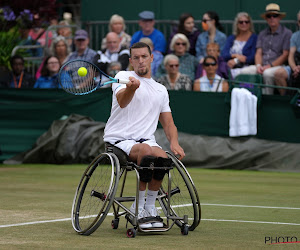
(66, 29), (97, 62)
(238, 3), (292, 95)
(274, 10), (300, 95)
(130, 11), (166, 54)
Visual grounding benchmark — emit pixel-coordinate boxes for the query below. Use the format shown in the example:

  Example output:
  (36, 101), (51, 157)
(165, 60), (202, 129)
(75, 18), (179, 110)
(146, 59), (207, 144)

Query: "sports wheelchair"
(71, 143), (201, 237)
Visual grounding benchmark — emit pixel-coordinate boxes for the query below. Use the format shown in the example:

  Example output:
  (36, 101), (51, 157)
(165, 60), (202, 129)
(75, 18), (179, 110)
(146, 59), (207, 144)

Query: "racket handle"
(117, 79), (130, 84)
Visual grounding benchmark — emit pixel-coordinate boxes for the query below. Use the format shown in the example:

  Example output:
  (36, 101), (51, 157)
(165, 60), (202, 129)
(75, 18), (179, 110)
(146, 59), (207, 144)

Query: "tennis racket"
(58, 59), (130, 95)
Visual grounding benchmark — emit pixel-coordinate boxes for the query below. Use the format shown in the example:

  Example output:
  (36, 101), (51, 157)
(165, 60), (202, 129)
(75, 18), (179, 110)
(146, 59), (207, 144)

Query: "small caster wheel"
(181, 224), (189, 235)
(126, 228), (136, 238)
(111, 218), (119, 229)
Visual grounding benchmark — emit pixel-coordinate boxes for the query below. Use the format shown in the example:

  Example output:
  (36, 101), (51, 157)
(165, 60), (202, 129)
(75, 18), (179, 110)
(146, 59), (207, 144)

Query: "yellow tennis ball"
(78, 67), (87, 77)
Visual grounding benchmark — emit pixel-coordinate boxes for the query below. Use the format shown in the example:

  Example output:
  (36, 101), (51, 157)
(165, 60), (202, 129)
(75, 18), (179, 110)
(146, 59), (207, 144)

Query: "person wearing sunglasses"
(195, 11), (227, 63)
(274, 10), (300, 95)
(193, 55), (229, 92)
(238, 3), (292, 95)
(167, 13), (201, 56)
(157, 54), (192, 90)
(155, 33), (198, 82)
(221, 12), (257, 78)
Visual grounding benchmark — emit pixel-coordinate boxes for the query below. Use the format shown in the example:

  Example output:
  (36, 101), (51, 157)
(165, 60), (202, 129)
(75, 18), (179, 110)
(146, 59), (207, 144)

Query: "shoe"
(129, 203), (152, 229)
(145, 205), (164, 228)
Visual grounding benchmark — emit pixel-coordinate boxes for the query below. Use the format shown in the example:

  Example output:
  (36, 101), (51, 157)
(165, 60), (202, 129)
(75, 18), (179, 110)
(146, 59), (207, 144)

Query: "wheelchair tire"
(158, 152), (201, 231)
(71, 153), (120, 235)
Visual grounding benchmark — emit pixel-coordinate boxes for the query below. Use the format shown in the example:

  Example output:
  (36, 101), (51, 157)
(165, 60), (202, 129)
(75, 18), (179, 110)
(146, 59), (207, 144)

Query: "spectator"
(196, 11), (227, 62)
(130, 11), (167, 54)
(157, 54), (192, 90)
(98, 62), (122, 89)
(194, 55), (229, 92)
(167, 13), (201, 56)
(57, 20), (73, 49)
(274, 10), (300, 95)
(155, 33), (198, 81)
(34, 56), (60, 88)
(93, 32), (130, 74)
(18, 26), (43, 58)
(29, 13), (53, 48)
(35, 35), (71, 79)
(139, 37), (163, 76)
(4, 55), (35, 88)
(101, 14), (131, 50)
(67, 29), (97, 62)
(195, 42), (229, 80)
(221, 12), (257, 78)
(239, 3), (292, 95)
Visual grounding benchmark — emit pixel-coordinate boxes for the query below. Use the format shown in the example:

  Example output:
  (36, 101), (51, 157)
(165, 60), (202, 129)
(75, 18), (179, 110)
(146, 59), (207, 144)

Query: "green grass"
(0, 164), (300, 249)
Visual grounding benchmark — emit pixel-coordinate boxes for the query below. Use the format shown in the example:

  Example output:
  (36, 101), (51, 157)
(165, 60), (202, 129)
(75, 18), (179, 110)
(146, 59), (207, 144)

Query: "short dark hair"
(130, 42), (152, 56)
(203, 55), (217, 65)
(10, 55), (24, 66)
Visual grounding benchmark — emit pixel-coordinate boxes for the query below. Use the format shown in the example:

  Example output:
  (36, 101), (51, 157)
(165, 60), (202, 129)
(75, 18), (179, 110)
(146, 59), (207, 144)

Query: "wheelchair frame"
(71, 145), (201, 237)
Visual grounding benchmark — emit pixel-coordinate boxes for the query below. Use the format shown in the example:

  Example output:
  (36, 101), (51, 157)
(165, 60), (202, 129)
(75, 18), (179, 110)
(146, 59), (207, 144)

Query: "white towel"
(229, 88), (257, 137)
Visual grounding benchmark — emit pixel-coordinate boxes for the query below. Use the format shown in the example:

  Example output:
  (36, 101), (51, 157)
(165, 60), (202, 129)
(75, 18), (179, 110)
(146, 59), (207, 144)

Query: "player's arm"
(116, 76), (140, 108)
(159, 112), (185, 160)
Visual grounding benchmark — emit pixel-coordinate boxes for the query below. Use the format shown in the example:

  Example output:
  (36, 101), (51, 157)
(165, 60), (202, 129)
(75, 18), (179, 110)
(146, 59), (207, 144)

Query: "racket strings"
(60, 61), (99, 95)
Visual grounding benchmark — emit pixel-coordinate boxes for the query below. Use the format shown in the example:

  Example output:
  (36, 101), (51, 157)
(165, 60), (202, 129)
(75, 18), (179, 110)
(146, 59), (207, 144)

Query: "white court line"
(1, 203), (300, 229)
(201, 203), (300, 210)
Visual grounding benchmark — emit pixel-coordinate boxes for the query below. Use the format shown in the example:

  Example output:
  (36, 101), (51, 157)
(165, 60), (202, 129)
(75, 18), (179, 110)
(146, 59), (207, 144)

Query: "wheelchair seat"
(105, 142), (129, 166)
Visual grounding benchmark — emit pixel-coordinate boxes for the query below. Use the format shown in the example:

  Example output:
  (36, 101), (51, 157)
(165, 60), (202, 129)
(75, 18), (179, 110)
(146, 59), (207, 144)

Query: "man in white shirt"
(104, 42), (185, 228)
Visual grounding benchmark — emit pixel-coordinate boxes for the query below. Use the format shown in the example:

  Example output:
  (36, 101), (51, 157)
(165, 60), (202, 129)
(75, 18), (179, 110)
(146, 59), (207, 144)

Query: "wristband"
(233, 58), (239, 64)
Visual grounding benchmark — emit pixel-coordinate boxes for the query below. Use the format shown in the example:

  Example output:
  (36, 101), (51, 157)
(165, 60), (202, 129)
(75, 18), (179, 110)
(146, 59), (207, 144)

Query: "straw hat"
(261, 3), (286, 19)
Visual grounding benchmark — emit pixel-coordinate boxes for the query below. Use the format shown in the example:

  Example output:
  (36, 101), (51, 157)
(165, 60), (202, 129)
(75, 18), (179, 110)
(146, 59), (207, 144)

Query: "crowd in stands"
(1, 3), (300, 95)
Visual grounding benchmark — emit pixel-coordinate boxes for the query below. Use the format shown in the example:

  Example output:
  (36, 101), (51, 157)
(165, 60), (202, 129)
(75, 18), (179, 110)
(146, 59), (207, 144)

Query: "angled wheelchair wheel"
(71, 153), (120, 235)
(158, 152), (201, 231)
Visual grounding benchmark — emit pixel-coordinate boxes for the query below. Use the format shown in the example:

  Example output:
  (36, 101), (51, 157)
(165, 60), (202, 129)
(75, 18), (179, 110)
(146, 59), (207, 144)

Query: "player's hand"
(170, 143), (185, 161)
(127, 76), (140, 91)
(227, 59), (236, 69)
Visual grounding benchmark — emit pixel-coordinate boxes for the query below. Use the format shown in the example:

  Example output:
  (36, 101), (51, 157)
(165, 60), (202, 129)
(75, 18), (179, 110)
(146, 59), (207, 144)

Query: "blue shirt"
(151, 50), (163, 76)
(195, 30), (227, 61)
(221, 33), (257, 65)
(130, 29), (167, 53)
(290, 30), (300, 51)
(34, 75), (60, 88)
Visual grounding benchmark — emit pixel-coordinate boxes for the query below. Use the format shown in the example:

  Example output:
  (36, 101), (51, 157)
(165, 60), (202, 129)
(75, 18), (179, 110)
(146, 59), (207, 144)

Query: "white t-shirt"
(103, 71), (171, 143)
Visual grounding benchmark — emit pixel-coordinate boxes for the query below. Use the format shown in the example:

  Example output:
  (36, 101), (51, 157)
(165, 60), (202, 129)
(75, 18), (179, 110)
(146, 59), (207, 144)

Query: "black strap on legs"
(153, 157), (173, 181)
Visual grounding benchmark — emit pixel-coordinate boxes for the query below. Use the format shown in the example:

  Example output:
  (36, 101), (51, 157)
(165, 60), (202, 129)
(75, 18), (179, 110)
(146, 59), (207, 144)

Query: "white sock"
(145, 190), (158, 208)
(138, 190), (146, 209)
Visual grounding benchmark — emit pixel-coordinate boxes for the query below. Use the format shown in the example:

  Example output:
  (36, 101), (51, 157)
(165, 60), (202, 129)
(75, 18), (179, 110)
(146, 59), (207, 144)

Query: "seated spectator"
(36, 35), (71, 79)
(274, 10), (300, 95)
(101, 14), (131, 50)
(18, 25), (43, 58)
(29, 13), (53, 48)
(239, 3), (292, 95)
(99, 61), (122, 88)
(93, 32), (130, 74)
(221, 12), (257, 78)
(167, 13), (201, 56)
(66, 29), (97, 62)
(157, 54), (192, 90)
(5, 55), (35, 88)
(194, 55), (229, 92)
(34, 56), (60, 88)
(196, 11), (227, 62)
(155, 33), (198, 81)
(130, 10), (166, 54)
(139, 37), (163, 76)
(195, 42), (229, 79)
(57, 20), (73, 49)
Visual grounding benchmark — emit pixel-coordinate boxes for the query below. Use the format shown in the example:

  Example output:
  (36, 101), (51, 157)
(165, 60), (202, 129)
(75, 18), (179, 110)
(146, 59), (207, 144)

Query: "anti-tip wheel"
(111, 219), (119, 229)
(181, 225), (189, 235)
(126, 228), (136, 238)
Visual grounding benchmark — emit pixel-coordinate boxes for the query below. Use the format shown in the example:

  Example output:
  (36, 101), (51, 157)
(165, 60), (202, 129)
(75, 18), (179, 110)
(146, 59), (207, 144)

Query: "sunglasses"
(202, 19), (212, 23)
(238, 20), (250, 24)
(203, 62), (217, 67)
(266, 14), (280, 19)
(175, 42), (186, 46)
(168, 64), (179, 68)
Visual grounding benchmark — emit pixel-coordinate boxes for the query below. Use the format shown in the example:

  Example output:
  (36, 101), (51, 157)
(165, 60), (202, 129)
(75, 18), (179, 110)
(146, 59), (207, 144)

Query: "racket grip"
(117, 79), (130, 84)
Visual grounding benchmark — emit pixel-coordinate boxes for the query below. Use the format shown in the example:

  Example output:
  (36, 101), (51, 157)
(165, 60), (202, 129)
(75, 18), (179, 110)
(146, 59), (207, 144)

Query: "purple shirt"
(256, 24), (292, 65)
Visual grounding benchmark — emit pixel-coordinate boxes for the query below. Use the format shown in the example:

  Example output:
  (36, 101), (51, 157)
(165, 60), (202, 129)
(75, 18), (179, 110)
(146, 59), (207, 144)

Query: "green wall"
(81, 0), (299, 21)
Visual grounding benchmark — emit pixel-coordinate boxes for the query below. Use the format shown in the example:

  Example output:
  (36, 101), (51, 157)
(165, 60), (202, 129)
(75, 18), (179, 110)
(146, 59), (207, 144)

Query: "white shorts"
(114, 139), (161, 155)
